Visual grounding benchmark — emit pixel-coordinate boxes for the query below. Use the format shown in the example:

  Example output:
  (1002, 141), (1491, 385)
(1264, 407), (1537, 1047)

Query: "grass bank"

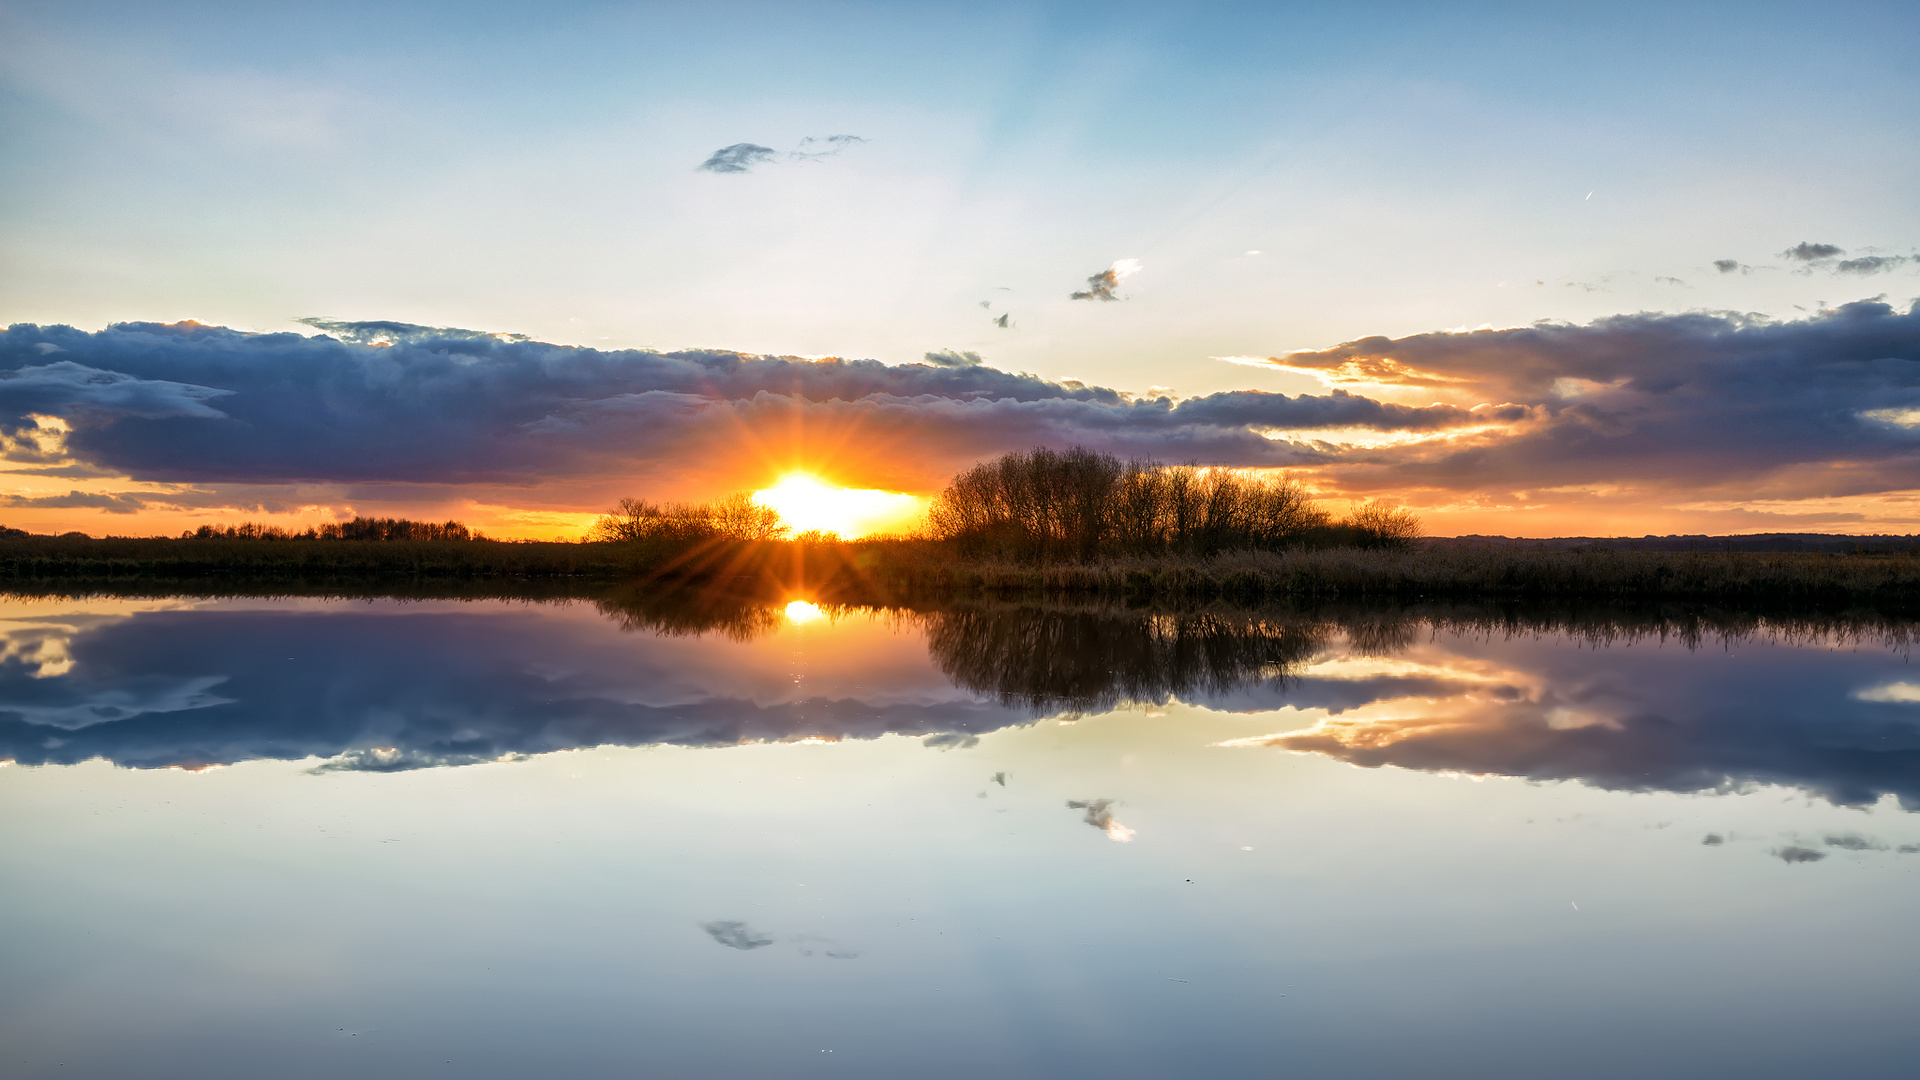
(9, 534), (1920, 608)
(847, 543), (1920, 608)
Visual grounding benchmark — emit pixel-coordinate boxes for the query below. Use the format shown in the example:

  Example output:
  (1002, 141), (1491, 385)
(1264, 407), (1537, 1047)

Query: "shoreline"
(7, 535), (1920, 609)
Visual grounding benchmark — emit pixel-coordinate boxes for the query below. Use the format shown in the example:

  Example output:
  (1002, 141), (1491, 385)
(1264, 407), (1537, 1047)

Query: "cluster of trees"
(926, 445), (1419, 561)
(184, 518), (477, 541)
(588, 493), (787, 544)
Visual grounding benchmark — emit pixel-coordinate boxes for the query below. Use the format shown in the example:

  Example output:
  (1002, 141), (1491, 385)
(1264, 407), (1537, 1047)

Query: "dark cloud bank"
(5, 301), (1919, 498)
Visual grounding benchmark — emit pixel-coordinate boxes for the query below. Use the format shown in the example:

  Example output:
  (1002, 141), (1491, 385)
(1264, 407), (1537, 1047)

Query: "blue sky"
(2, 1), (1918, 535)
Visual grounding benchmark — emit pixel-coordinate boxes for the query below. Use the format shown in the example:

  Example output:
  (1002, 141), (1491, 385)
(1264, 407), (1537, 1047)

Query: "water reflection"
(3, 591), (1919, 810)
(925, 604), (1324, 712)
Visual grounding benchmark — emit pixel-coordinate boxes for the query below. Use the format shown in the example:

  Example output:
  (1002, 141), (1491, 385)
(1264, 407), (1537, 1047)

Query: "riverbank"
(9, 534), (1920, 608)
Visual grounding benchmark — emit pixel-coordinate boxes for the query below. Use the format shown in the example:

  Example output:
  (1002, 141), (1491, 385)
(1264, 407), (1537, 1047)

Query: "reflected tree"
(923, 604), (1332, 712)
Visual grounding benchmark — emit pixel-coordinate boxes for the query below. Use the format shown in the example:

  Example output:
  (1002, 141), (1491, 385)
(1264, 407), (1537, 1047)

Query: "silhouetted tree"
(184, 517), (475, 541)
(928, 445), (1336, 561)
(589, 492), (787, 543)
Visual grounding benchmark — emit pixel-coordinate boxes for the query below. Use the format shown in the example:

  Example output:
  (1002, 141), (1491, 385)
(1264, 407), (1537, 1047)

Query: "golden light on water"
(752, 473), (924, 538)
(785, 600), (825, 625)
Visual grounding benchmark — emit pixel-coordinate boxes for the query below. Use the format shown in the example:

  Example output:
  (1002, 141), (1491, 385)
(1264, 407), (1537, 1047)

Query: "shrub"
(1341, 502), (1424, 550)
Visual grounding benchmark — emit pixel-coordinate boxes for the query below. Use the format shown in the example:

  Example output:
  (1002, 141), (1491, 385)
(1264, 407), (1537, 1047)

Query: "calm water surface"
(2, 593), (1918, 1078)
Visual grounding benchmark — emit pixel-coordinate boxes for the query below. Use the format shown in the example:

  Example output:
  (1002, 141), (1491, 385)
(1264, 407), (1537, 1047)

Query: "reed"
(839, 542), (1920, 608)
(10, 531), (1920, 610)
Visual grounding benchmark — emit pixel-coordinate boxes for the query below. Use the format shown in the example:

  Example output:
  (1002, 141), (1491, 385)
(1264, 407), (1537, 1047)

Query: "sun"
(784, 600), (825, 625)
(751, 473), (924, 538)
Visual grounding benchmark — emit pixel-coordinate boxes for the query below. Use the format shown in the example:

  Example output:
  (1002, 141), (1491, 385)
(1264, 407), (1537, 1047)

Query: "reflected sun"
(751, 473), (923, 538)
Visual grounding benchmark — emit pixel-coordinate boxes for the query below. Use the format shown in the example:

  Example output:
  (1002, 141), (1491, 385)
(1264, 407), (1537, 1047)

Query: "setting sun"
(784, 600), (824, 625)
(751, 473), (924, 539)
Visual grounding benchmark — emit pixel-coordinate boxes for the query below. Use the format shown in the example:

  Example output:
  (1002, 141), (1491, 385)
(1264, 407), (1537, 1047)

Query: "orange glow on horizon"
(752, 473), (925, 538)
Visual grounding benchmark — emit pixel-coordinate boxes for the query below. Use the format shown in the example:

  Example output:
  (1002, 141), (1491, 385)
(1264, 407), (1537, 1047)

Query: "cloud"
(1835, 255), (1911, 276)
(1773, 845), (1826, 863)
(702, 921), (775, 949)
(0, 319), (1528, 497)
(1070, 259), (1142, 302)
(923, 349), (984, 368)
(1066, 798), (1135, 841)
(699, 135), (864, 173)
(1268, 299), (1920, 497)
(1782, 242), (1844, 262)
(8, 301), (1920, 507)
(1713, 260), (1746, 274)
(790, 134), (865, 162)
(1822, 833), (1887, 851)
(0, 490), (148, 513)
(0, 360), (232, 439)
(698, 143), (778, 173)
(311, 746), (519, 773)
(993, 313), (1011, 329)
(1702, 833), (1724, 845)
(294, 317), (529, 345)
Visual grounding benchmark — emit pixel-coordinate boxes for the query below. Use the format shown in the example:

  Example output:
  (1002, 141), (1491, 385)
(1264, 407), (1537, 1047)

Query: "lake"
(3, 590), (1918, 1078)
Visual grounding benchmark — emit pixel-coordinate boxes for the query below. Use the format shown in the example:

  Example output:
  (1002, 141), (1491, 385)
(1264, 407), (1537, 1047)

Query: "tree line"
(587, 493), (788, 543)
(924, 445), (1419, 561)
(588, 445), (1420, 562)
(184, 518), (477, 541)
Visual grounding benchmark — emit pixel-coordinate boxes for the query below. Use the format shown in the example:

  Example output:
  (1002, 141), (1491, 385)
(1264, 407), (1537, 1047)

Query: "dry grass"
(9, 534), (1920, 610)
(845, 543), (1920, 607)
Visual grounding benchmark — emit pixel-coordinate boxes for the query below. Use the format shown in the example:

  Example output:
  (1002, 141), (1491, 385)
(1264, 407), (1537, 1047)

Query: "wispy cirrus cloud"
(698, 135), (866, 174)
(698, 143), (778, 173)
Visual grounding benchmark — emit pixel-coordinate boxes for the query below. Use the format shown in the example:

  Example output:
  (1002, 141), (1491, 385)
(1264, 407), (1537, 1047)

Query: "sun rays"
(751, 473), (924, 539)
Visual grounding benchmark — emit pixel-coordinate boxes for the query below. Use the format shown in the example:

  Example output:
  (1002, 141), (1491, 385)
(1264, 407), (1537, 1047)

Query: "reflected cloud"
(5, 592), (1920, 819)
(1067, 798), (1135, 842)
(0, 601), (1028, 770)
(1774, 845), (1826, 863)
(0, 674), (232, 731)
(702, 921), (775, 950)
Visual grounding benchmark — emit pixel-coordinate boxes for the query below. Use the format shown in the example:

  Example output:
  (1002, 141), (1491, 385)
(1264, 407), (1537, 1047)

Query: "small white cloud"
(1855, 681), (1920, 703)
(1860, 408), (1920, 427)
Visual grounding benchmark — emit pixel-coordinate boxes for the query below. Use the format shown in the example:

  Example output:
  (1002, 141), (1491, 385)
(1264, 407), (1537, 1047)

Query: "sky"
(2, 0), (1918, 538)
